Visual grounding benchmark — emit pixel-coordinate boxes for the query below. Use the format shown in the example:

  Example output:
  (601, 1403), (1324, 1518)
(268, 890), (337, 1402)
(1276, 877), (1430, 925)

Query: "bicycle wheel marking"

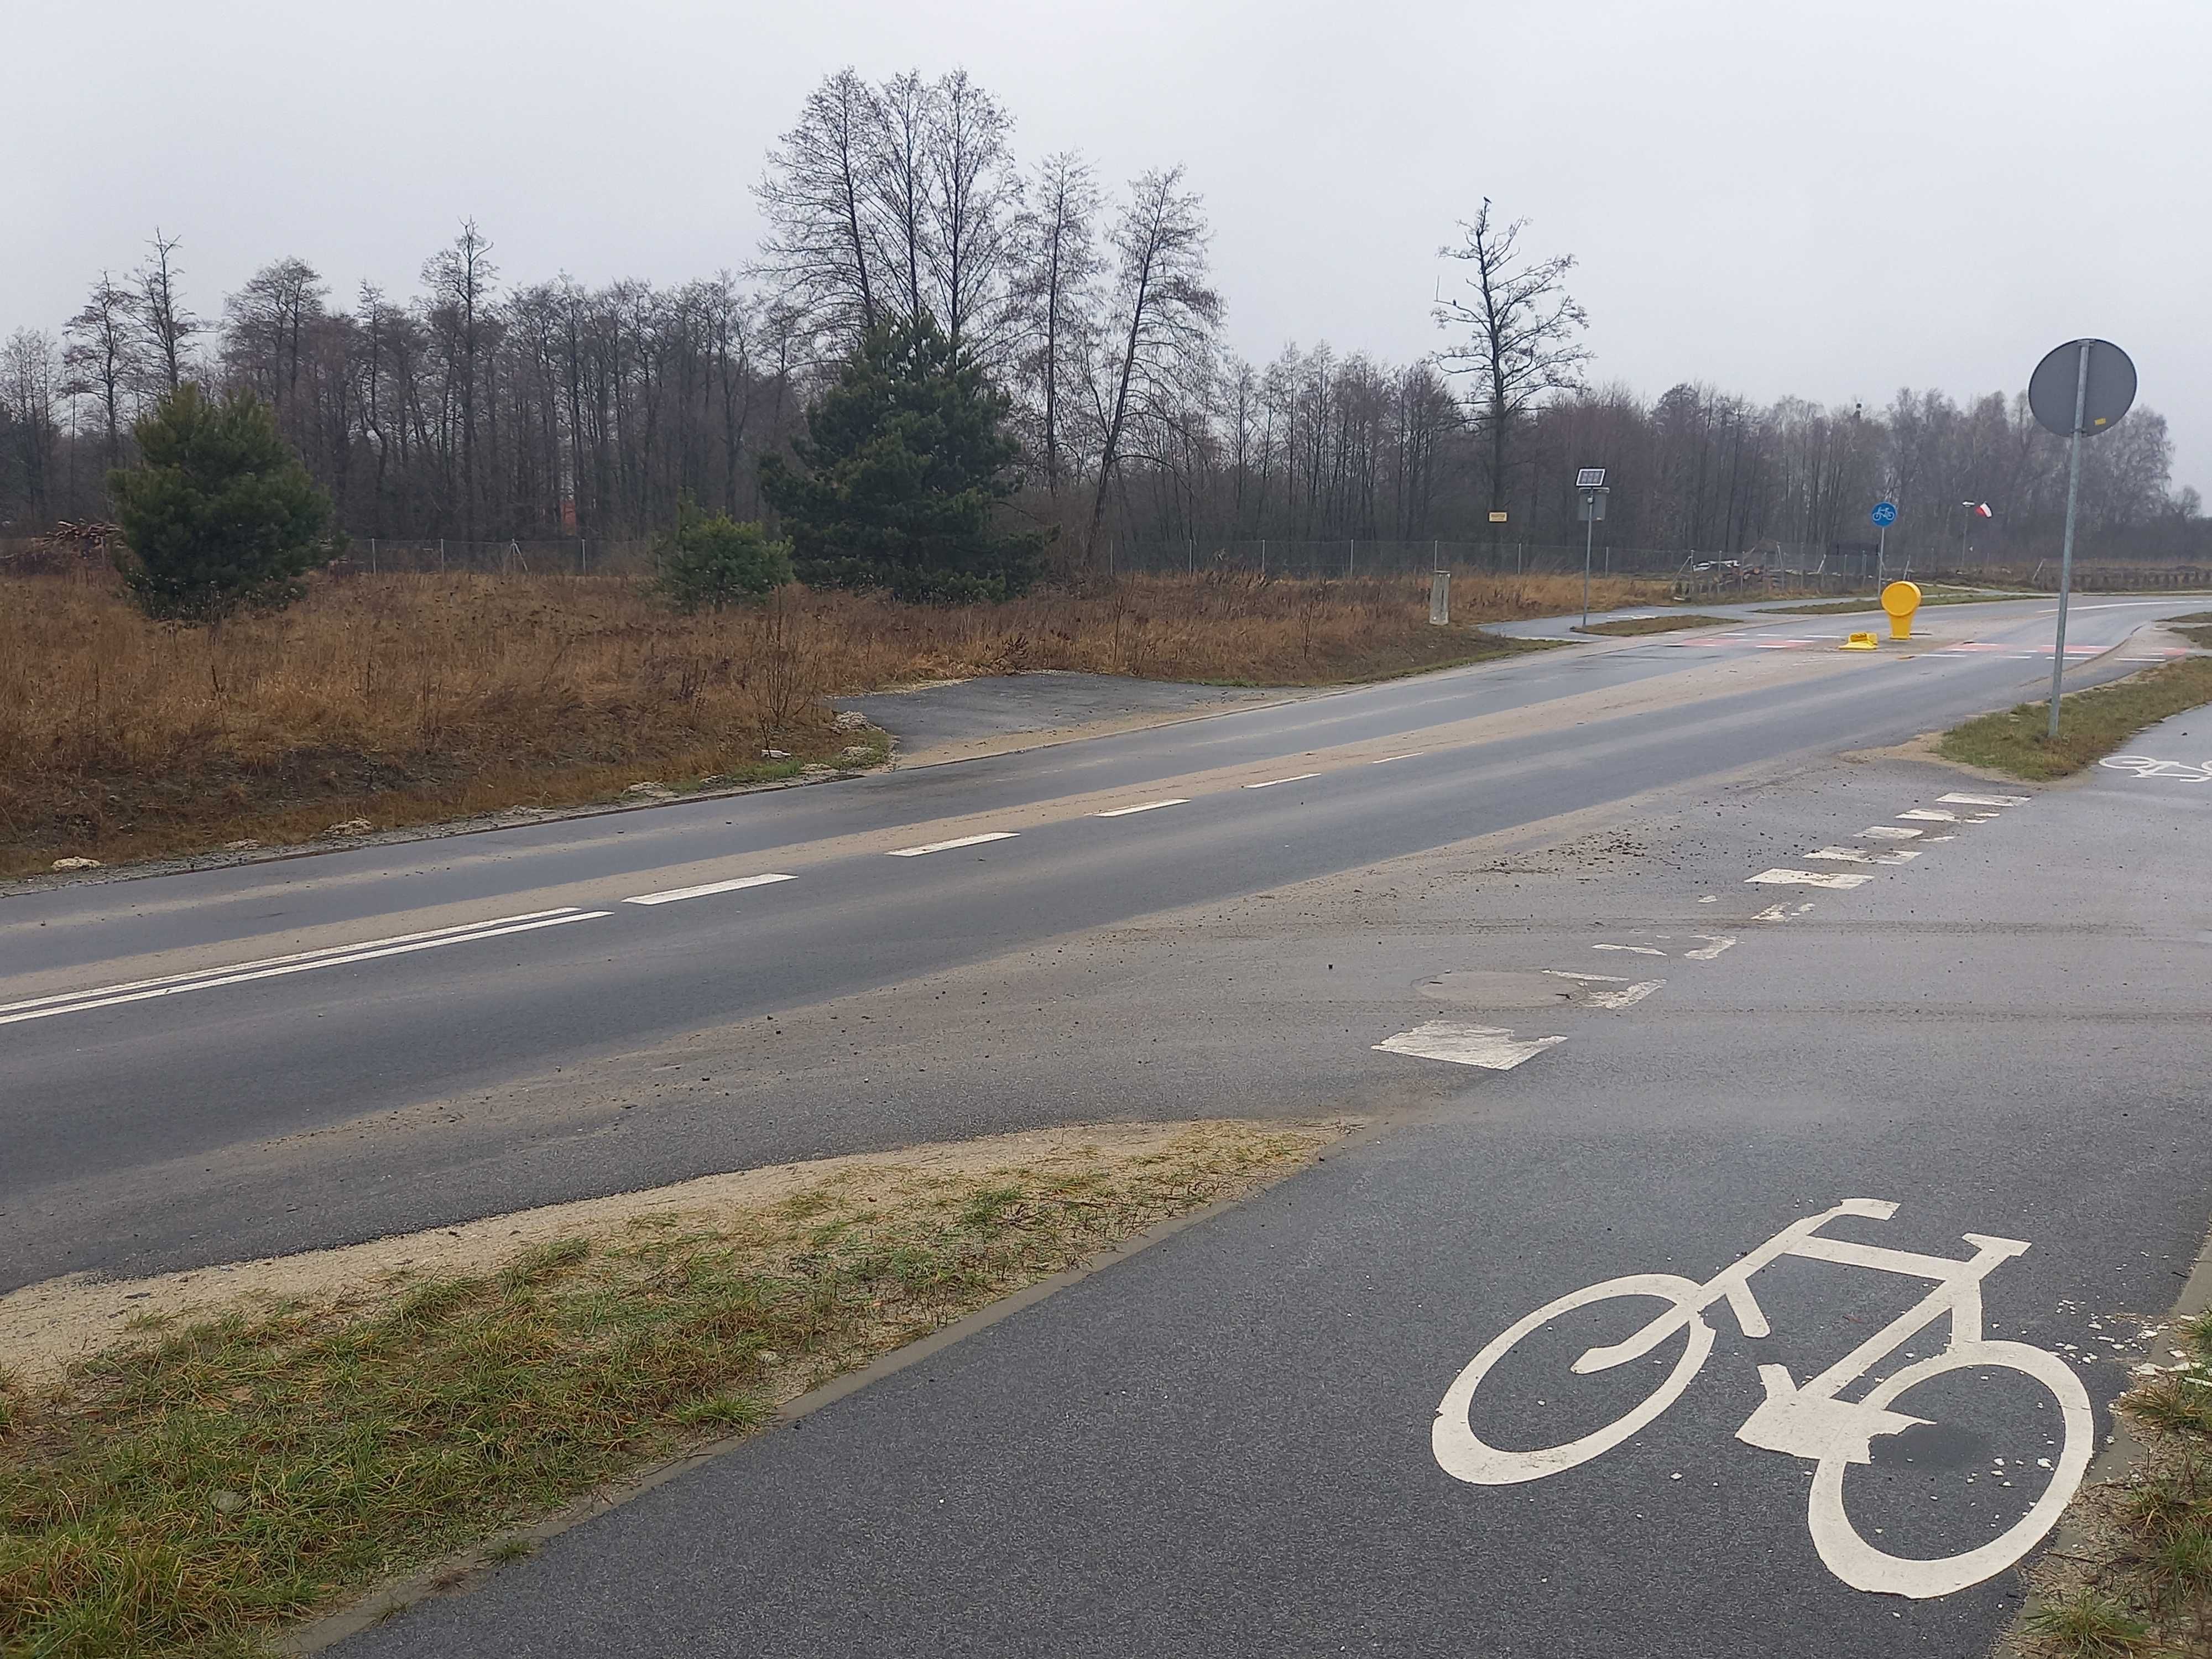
(1431, 1200), (2094, 1600)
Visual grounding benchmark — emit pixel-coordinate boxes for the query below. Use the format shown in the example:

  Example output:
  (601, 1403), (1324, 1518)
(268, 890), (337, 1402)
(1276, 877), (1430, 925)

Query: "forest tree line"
(2, 66), (2202, 569)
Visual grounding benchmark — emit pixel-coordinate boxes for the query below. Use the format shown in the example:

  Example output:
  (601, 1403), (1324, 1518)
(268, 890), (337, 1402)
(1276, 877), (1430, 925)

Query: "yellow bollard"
(1841, 631), (1879, 651)
(1881, 580), (1921, 640)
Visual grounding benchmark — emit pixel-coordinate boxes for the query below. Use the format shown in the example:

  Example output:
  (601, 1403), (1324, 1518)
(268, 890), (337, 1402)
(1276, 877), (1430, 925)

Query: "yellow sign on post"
(1881, 580), (1921, 640)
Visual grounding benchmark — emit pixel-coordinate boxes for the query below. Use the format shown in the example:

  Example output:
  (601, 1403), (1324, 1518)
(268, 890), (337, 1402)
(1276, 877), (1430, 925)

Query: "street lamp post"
(1576, 469), (1608, 630)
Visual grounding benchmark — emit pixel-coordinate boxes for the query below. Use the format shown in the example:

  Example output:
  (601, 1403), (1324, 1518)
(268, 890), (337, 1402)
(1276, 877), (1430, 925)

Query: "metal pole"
(1582, 505), (1594, 629)
(2048, 341), (2091, 740)
(1347, 538), (1355, 578)
(1875, 524), (1885, 589)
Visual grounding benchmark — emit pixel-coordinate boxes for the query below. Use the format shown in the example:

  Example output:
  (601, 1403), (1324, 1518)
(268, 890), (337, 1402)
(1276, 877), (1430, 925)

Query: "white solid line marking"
(1374, 1021), (1565, 1070)
(1939, 792), (2030, 807)
(624, 873), (796, 906)
(0, 911), (611, 1027)
(1094, 799), (1189, 817)
(1858, 826), (1924, 841)
(1684, 936), (1737, 959)
(1243, 773), (1321, 789)
(1748, 868), (1875, 889)
(1371, 753), (1424, 764)
(1805, 846), (1921, 865)
(0, 909), (587, 1019)
(886, 832), (1019, 857)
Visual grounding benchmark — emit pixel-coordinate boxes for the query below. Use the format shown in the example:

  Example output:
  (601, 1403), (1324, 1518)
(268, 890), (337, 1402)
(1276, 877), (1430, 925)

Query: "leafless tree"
(1433, 200), (1590, 523)
(2, 330), (61, 518)
(63, 272), (143, 468)
(133, 229), (205, 394)
(1088, 168), (1221, 559)
(927, 71), (1019, 357)
(1013, 152), (1100, 497)
(753, 68), (885, 350)
(872, 71), (936, 327)
(423, 219), (498, 543)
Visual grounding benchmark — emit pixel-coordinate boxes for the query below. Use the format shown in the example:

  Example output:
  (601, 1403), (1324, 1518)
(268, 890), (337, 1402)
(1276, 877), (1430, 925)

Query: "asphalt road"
(331, 698), (2212, 1659)
(0, 596), (2197, 1294)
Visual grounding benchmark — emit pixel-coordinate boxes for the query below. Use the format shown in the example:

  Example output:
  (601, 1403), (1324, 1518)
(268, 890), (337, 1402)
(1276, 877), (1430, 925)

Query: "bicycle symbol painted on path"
(1432, 1201), (2094, 1599)
(2100, 754), (2212, 784)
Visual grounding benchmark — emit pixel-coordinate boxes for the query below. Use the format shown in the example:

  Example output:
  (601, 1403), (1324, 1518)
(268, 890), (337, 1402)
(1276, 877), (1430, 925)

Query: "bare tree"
(927, 71), (1019, 356)
(422, 220), (498, 544)
(1433, 200), (1589, 523)
(2, 329), (61, 518)
(223, 257), (328, 422)
(1088, 168), (1221, 560)
(63, 272), (144, 469)
(1014, 152), (1100, 496)
(133, 229), (205, 394)
(753, 68), (886, 351)
(872, 71), (936, 326)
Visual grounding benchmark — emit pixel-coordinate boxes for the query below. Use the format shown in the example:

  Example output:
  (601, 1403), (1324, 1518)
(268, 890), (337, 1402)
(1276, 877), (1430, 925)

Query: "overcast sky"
(10, 0), (2203, 492)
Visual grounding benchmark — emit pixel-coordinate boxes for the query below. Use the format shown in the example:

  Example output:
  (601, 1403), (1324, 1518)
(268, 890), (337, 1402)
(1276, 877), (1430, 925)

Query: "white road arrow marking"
(1374, 1021), (1566, 1070)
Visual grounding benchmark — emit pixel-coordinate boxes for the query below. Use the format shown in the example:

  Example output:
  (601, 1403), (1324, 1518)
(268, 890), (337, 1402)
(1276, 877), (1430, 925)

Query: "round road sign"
(2028, 340), (2136, 438)
(1871, 502), (1898, 528)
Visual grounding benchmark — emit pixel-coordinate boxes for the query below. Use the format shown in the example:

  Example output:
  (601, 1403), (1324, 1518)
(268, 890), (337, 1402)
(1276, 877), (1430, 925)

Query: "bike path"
(335, 743), (2212, 1657)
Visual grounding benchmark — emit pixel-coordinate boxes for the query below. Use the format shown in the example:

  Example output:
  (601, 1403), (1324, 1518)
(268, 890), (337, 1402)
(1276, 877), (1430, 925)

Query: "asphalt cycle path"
(333, 704), (2212, 1659)
(1, 596), (2198, 1295)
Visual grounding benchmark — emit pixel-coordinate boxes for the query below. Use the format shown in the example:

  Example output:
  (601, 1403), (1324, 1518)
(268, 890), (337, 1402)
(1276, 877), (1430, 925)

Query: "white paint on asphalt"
(624, 873), (796, 906)
(1432, 1198), (2094, 1599)
(1684, 936), (1737, 960)
(885, 832), (1019, 857)
(1749, 869), (1875, 890)
(1753, 904), (1793, 921)
(1374, 1020), (1566, 1070)
(1593, 943), (1666, 955)
(1243, 773), (1321, 789)
(1897, 808), (1961, 822)
(2100, 755), (2212, 783)
(1094, 799), (1191, 817)
(1939, 792), (2030, 807)
(1541, 971), (1665, 1009)
(0, 909), (612, 1027)
(1806, 847), (1921, 866)
(1371, 753), (1424, 764)
(1858, 826), (1924, 841)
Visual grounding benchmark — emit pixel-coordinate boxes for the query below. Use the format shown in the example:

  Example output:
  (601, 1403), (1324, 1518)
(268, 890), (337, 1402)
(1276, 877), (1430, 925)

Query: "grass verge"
(2166, 613), (2212, 650)
(1936, 658), (2212, 780)
(1, 570), (1661, 876)
(0, 1120), (1339, 1658)
(1762, 591), (2043, 615)
(1571, 613), (1732, 637)
(2011, 1310), (2212, 1657)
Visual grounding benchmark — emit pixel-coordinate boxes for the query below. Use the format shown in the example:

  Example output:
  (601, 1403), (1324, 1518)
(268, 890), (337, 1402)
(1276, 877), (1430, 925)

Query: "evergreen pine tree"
(109, 384), (335, 621)
(760, 314), (1045, 603)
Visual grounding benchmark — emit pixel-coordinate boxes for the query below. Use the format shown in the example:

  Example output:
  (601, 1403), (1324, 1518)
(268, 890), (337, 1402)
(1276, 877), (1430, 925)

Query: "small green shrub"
(655, 495), (792, 612)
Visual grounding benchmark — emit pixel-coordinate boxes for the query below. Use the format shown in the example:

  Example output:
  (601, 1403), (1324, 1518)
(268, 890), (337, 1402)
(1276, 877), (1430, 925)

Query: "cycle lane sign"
(1431, 1199), (2094, 1599)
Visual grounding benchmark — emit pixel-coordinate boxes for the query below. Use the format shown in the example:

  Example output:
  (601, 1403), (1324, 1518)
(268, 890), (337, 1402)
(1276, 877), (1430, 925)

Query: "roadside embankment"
(0, 1118), (1349, 1658)
(1937, 655), (2212, 780)
(0, 570), (1657, 877)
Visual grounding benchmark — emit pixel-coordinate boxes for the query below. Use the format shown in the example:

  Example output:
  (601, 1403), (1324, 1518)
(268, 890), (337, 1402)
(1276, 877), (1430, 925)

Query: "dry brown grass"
(0, 568), (1662, 875)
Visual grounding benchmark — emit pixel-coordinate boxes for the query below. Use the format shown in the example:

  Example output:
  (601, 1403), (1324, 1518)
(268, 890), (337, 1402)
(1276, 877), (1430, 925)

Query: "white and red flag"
(1972, 502), (1994, 518)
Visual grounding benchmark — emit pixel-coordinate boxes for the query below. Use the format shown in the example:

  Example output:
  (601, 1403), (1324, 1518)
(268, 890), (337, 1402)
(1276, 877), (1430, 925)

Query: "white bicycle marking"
(1432, 1201), (2093, 1599)
(2100, 754), (2212, 783)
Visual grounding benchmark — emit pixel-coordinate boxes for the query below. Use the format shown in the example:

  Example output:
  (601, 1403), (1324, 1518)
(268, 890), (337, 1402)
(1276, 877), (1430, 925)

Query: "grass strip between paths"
(1569, 613), (1731, 637)
(1936, 656), (2212, 781)
(2011, 1309), (2212, 1657)
(1761, 591), (2044, 615)
(0, 1121), (1340, 1658)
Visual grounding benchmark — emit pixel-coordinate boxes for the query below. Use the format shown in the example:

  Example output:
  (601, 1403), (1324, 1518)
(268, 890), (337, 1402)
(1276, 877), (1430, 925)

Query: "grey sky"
(10, 0), (2203, 492)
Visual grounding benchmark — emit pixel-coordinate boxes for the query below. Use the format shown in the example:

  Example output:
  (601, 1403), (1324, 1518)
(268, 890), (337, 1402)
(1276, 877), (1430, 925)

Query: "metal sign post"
(1576, 468), (1608, 630)
(2027, 338), (2137, 739)
(1870, 501), (1896, 588)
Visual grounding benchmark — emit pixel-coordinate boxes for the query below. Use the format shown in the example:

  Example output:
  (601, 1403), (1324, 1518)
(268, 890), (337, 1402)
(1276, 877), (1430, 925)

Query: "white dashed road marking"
(1684, 936), (1737, 959)
(1243, 773), (1321, 789)
(1805, 846), (1920, 865)
(1897, 808), (1963, 822)
(624, 873), (796, 906)
(1542, 971), (1665, 1009)
(1374, 1021), (1566, 1070)
(1858, 826), (1923, 841)
(1939, 792), (2030, 807)
(886, 832), (1020, 857)
(1094, 799), (1190, 817)
(1749, 869), (1875, 890)
(1593, 944), (1667, 956)
(1372, 753), (1424, 764)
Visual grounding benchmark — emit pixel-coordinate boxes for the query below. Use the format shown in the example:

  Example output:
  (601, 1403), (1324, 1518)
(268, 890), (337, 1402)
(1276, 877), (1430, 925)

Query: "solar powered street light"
(1577, 470), (1610, 629)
